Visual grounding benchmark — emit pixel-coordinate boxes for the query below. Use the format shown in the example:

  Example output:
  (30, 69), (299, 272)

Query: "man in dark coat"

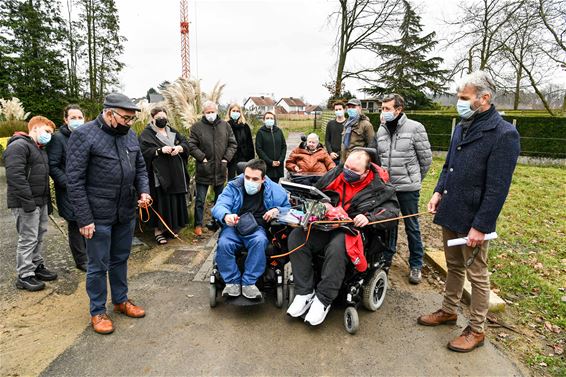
(188, 100), (237, 236)
(66, 93), (151, 335)
(287, 150), (399, 326)
(418, 71), (520, 353)
(47, 104), (88, 271)
(4, 116), (58, 292)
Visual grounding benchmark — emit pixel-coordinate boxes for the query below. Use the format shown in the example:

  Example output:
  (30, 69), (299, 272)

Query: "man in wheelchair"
(287, 149), (399, 325)
(211, 159), (291, 299)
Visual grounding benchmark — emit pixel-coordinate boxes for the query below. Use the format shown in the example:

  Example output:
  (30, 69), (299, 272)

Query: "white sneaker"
(286, 291), (315, 317)
(304, 295), (331, 326)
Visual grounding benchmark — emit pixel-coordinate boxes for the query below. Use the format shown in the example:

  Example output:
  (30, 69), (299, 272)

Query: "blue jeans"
(216, 226), (268, 285)
(85, 220), (135, 316)
(194, 183), (224, 227)
(385, 190), (424, 269)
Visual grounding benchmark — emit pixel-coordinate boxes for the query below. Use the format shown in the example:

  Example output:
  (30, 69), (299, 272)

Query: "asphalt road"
(39, 271), (525, 377)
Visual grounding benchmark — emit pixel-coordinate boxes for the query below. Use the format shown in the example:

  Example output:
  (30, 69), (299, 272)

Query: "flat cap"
(347, 98), (361, 106)
(103, 93), (140, 111)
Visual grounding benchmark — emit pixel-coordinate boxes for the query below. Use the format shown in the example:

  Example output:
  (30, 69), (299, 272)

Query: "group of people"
(4, 70), (520, 353)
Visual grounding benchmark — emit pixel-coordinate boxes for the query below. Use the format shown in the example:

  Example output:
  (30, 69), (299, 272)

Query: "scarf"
(342, 114), (359, 149)
(150, 123), (176, 147)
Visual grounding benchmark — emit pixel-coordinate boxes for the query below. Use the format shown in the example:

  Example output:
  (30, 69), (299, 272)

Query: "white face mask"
(205, 113), (217, 123)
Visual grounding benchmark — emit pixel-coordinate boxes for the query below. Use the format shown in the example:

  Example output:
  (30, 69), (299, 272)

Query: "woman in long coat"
(139, 107), (190, 245)
(226, 103), (255, 179)
(255, 112), (286, 183)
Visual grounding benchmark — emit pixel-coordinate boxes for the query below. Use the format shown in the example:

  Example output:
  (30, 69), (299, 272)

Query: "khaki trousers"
(441, 227), (490, 333)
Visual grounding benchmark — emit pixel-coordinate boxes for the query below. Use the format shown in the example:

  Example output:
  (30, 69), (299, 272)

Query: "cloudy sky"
(115, 0), (471, 105)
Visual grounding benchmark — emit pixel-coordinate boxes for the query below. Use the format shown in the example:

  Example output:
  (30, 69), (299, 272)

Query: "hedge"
(365, 113), (566, 158)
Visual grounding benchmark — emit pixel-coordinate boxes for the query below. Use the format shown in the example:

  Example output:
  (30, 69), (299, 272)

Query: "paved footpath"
(0, 157), (527, 376)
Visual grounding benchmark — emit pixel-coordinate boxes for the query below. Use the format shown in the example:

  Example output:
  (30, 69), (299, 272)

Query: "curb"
(425, 248), (506, 313)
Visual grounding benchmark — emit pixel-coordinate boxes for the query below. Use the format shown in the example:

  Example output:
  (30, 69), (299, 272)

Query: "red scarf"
(325, 169), (374, 211)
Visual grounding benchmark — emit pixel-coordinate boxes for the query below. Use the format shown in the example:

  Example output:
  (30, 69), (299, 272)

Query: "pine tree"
(363, 0), (448, 109)
(77, 0), (125, 103)
(0, 0), (68, 120)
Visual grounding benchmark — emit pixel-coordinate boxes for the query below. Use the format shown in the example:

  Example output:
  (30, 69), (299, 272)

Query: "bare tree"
(445, 0), (525, 76)
(328, 0), (399, 98)
(538, 0), (566, 66)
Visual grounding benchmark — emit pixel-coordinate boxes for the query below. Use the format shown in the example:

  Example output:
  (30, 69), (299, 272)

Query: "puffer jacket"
(47, 124), (76, 220)
(211, 174), (291, 225)
(188, 116), (237, 186)
(66, 114), (150, 228)
(340, 114), (375, 161)
(372, 114), (432, 192)
(4, 133), (51, 212)
(285, 144), (335, 174)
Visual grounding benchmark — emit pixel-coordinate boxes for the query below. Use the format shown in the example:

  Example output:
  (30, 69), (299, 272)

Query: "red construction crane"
(180, 0), (190, 79)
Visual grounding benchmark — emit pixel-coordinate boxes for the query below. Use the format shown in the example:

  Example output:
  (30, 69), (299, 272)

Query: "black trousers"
(288, 228), (348, 306)
(68, 220), (87, 266)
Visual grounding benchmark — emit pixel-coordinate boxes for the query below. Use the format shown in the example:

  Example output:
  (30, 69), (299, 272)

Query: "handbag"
(236, 212), (259, 236)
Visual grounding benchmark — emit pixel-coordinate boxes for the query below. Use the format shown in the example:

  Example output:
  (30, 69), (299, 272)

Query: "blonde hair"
(225, 103), (247, 124)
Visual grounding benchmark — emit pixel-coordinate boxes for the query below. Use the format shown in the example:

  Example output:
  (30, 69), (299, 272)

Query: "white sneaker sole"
(287, 295), (315, 318)
(304, 305), (331, 326)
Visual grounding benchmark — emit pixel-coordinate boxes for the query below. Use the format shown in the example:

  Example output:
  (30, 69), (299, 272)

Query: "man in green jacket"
(341, 99), (375, 162)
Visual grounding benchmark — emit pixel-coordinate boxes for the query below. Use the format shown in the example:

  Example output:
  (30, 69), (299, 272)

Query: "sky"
(113, 0), (504, 105)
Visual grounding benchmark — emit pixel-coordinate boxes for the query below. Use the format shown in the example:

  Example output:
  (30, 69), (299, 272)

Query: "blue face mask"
(456, 99), (477, 119)
(335, 110), (344, 118)
(37, 131), (51, 145)
(68, 119), (84, 131)
(230, 111), (241, 121)
(347, 108), (358, 118)
(244, 179), (261, 195)
(343, 167), (362, 183)
(264, 119), (275, 128)
(382, 111), (396, 123)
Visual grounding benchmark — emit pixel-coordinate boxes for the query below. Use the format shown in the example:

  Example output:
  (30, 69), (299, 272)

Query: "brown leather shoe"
(194, 226), (203, 237)
(417, 309), (457, 326)
(91, 313), (114, 334)
(448, 326), (485, 352)
(114, 299), (145, 318)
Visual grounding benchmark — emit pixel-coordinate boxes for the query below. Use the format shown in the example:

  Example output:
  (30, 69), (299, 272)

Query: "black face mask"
(114, 123), (130, 135)
(343, 167), (362, 183)
(155, 118), (168, 128)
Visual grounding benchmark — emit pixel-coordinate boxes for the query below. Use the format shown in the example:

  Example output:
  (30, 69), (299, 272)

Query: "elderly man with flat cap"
(67, 93), (151, 334)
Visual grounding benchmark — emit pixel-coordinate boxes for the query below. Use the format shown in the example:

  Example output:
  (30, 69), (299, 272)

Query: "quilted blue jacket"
(66, 115), (150, 227)
(433, 106), (520, 234)
(211, 174), (290, 225)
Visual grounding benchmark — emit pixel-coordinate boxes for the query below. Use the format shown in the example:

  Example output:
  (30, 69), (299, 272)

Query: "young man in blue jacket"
(418, 71), (520, 353)
(212, 159), (290, 300)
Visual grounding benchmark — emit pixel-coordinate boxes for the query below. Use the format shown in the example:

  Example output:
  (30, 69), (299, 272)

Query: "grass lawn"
(420, 158), (566, 376)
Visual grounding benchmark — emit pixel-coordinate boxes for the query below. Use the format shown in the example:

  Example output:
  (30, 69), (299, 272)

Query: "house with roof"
(244, 96), (276, 115)
(305, 104), (323, 115)
(276, 97), (307, 114)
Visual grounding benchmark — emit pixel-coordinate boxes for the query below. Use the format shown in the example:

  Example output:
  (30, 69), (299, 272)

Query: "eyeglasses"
(111, 110), (137, 124)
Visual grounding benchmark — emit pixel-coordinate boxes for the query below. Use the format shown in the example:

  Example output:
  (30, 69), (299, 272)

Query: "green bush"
(0, 120), (27, 138)
(366, 113), (566, 158)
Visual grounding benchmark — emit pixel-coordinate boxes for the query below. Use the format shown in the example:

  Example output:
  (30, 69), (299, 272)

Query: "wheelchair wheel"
(275, 285), (284, 308)
(344, 307), (359, 334)
(209, 284), (217, 308)
(362, 269), (388, 311)
(287, 283), (295, 308)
